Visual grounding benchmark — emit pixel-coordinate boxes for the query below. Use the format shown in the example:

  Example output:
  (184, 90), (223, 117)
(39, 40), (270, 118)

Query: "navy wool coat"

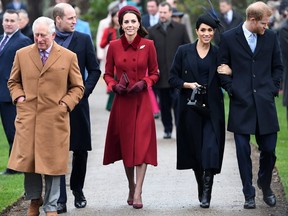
(218, 25), (283, 135)
(169, 42), (225, 173)
(66, 31), (101, 151)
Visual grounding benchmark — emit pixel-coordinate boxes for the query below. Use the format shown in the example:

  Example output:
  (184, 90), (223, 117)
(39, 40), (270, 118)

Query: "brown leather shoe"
(27, 197), (43, 216)
(46, 211), (58, 216)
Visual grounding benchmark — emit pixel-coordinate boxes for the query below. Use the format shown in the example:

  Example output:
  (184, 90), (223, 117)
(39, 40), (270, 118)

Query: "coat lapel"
(207, 46), (217, 87)
(186, 43), (200, 81)
(235, 26), (253, 55)
(0, 31), (19, 56)
(67, 32), (78, 51)
(28, 44), (43, 72)
(41, 42), (61, 74)
(254, 33), (264, 56)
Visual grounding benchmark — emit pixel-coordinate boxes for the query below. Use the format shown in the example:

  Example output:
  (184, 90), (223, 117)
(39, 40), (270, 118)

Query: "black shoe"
(73, 190), (87, 208)
(257, 179), (276, 207)
(1, 168), (21, 175)
(57, 203), (67, 214)
(163, 132), (171, 139)
(244, 198), (256, 209)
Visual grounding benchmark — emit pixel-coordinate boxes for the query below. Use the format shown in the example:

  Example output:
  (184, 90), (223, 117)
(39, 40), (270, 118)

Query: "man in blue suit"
(53, 3), (101, 214)
(141, 0), (159, 29)
(0, 9), (31, 175)
(218, 1), (283, 209)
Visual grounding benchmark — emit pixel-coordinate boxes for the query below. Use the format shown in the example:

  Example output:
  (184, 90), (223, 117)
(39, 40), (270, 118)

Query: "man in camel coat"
(7, 16), (84, 216)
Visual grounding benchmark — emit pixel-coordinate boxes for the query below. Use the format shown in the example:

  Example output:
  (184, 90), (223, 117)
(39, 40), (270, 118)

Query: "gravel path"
(3, 79), (288, 216)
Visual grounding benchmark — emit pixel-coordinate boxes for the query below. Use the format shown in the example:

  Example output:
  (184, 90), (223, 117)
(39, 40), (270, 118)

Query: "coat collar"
(121, 34), (141, 50)
(0, 30), (21, 56)
(29, 42), (62, 73)
(235, 24), (265, 56)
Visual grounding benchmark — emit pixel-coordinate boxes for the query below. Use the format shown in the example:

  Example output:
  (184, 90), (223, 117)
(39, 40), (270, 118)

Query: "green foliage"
(275, 95), (288, 199)
(81, 0), (113, 38)
(0, 122), (24, 213)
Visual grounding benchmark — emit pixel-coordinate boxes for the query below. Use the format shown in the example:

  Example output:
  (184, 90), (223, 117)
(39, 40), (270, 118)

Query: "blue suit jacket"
(218, 24), (283, 135)
(142, 14), (151, 29)
(5, 2), (27, 11)
(60, 31), (101, 151)
(0, 30), (32, 102)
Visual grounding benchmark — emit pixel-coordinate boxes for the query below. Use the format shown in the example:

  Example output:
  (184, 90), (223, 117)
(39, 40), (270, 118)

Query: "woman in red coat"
(103, 6), (159, 209)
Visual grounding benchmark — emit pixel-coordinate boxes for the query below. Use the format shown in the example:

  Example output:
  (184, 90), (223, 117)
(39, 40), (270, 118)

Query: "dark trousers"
(157, 88), (178, 133)
(58, 150), (88, 203)
(0, 102), (16, 155)
(234, 132), (277, 200)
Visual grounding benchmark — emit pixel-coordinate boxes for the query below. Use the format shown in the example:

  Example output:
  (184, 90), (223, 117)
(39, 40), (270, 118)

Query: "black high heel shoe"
(72, 190), (87, 208)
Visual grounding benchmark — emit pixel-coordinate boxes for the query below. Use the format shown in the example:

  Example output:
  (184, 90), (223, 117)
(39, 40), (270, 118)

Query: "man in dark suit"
(18, 9), (33, 41)
(142, 0), (159, 29)
(214, 0), (243, 45)
(0, 9), (31, 175)
(53, 3), (101, 213)
(148, 1), (190, 139)
(218, 1), (283, 209)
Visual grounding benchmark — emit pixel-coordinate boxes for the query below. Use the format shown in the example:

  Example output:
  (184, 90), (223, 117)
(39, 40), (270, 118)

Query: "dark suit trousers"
(158, 88), (178, 133)
(59, 150), (88, 203)
(234, 132), (277, 200)
(0, 102), (16, 155)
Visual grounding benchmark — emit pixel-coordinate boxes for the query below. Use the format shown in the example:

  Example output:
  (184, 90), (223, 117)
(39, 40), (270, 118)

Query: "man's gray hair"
(32, 16), (56, 35)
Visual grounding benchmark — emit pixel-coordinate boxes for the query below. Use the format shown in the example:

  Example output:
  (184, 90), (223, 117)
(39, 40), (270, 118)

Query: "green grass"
(224, 93), (288, 200)
(274, 95), (288, 199)
(0, 122), (24, 213)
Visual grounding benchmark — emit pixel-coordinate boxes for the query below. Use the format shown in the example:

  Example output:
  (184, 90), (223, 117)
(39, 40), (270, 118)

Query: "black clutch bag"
(187, 86), (209, 116)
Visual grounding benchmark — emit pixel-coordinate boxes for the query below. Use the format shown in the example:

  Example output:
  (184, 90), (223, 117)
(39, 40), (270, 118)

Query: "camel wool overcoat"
(7, 42), (84, 175)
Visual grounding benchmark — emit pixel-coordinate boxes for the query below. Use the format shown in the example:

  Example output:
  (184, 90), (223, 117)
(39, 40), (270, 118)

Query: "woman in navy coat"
(103, 6), (159, 209)
(169, 14), (226, 208)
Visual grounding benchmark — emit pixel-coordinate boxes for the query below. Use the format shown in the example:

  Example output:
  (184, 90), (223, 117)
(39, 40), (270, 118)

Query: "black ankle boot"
(194, 170), (204, 202)
(200, 170), (214, 208)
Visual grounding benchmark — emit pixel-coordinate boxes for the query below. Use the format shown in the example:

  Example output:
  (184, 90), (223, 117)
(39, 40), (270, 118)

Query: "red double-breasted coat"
(103, 34), (159, 167)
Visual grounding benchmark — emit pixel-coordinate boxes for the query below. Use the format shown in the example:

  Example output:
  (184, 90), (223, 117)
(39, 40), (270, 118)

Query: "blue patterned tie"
(248, 33), (256, 53)
(0, 36), (9, 51)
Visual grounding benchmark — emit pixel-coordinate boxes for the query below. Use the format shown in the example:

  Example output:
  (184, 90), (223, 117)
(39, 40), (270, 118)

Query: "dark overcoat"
(148, 21), (190, 88)
(218, 25), (283, 135)
(66, 31), (101, 151)
(103, 34), (159, 167)
(169, 42), (225, 173)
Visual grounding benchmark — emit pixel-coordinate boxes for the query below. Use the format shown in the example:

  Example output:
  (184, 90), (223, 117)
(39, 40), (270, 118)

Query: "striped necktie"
(41, 50), (48, 65)
(0, 36), (9, 51)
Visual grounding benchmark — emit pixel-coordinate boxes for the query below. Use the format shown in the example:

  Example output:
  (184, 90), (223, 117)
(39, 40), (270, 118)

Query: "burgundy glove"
(112, 84), (127, 95)
(112, 73), (130, 95)
(128, 80), (147, 93)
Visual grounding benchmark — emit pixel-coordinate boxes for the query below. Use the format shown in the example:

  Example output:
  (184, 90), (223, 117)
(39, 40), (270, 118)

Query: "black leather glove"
(128, 80), (147, 93)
